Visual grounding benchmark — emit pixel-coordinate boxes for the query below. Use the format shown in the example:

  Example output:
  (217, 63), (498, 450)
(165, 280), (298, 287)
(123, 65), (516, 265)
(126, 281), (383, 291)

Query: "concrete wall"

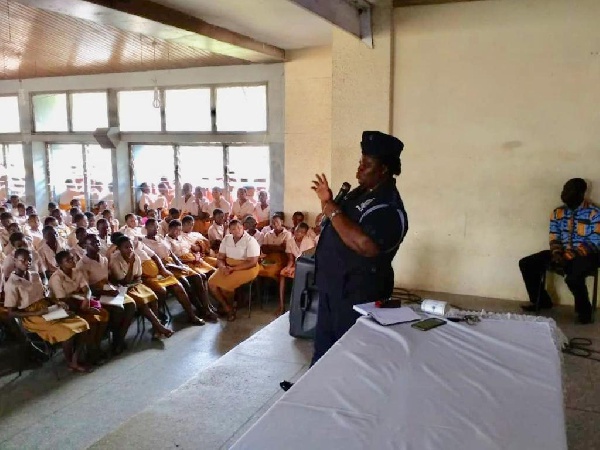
(393, 0), (600, 303)
(284, 46), (332, 223)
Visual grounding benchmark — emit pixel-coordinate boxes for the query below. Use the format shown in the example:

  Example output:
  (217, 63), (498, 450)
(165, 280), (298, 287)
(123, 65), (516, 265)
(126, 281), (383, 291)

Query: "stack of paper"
(43, 305), (69, 321)
(353, 302), (421, 326)
(99, 286), (128, 308)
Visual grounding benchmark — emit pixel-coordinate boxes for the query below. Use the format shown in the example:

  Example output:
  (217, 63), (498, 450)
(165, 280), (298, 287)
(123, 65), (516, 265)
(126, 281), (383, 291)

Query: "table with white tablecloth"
(231, 316), (567, 450)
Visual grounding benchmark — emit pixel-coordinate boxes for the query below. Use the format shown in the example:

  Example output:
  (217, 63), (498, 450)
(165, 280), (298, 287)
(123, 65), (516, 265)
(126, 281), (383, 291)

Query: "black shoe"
(521, 303), (553, 312)
(280, 380), (294, 392)
(576, 315), (593, 325)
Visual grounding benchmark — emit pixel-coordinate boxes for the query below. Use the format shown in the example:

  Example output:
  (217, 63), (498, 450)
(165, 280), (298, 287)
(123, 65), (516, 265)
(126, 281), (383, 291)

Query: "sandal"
(189, 316), (206, 326)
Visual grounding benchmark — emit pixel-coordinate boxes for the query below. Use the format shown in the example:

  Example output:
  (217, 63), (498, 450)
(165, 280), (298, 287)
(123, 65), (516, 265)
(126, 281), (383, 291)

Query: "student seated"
(67, 213), (88, 248)
(230, 187), (255, 221)
(159, 208), (181, 237)
(259, 214), (291, 280)
(194, 186), (210, 220)
(76, 234), (135, 355)
(138, 182), (153, 216)
(101, 209), (119, 233)
(84, 212), (98, 234)
(208, 220), (260, 321)
(95, 218), (112, 256)
(154, 183), (170, 218)
(291, 211), (305, 230)
(3, 222), (25, 255)
(14, 203), (27, 225)
(0, 211), (15, 247)
(176, 216), (215, 275)
(254, 191), (270, 229)
(66, 207), (80, 227)
(5, 248), (91, 373)
(207, 209), (227, 255)
(25, 214), (43, 250)
(38, 225), (67, 279)
(109, 235), (173, 340)
(3, 232), (47, 285)
(50, 208), (71, 241)
(519, 178), (600, 324)
(243, 216), (264, 245)
(70, 227), (88, 262)
(279, 223), (315, 315)
(120, 213), (143, 239)
(208, 187), (231, 217)
(143, 219), (217, 322)
(49, 250), (110, 365)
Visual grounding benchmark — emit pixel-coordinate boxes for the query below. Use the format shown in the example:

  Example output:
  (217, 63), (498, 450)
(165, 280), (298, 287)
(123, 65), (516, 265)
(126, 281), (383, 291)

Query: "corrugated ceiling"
(0, 1), (246, 80)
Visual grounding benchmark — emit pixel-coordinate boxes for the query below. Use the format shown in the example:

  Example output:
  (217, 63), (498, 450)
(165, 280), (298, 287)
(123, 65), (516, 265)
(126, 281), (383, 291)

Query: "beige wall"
(393, 0), (600, 303)
(284, 46), (332, 224)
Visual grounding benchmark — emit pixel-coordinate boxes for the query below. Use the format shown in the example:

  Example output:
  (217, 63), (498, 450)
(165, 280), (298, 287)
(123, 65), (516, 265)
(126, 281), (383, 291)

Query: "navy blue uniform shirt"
(315, 178), (408, 304)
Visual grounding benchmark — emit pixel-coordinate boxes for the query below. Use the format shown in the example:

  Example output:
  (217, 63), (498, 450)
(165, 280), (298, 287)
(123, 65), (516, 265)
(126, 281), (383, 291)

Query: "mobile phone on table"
(411, 318), (447, 331)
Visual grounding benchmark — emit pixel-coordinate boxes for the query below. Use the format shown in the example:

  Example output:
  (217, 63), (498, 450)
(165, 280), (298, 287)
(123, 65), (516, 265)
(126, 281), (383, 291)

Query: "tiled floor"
(1, 291), (599, 450)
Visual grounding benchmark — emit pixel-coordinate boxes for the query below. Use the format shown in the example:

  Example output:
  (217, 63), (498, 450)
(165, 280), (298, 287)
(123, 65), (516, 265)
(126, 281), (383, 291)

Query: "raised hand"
(311, 173), (333, 203)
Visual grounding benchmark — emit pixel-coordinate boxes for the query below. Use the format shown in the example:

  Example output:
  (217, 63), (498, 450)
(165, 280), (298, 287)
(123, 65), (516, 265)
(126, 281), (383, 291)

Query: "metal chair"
(14, 317), (60, 379)
(235, 279), (258, 318)
(536, 266), (599, 322)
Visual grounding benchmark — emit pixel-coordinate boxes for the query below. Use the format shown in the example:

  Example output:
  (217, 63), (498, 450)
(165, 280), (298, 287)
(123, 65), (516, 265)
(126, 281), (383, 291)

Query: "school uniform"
(254, 204), (270, 225)
(208, 223), (226, 242)
(24, 227), (44, 250)
(3, 249), (46, 279)
(174, 195), (198, 216)
(38, 241), (67, 275)
(207, 199), (231, 216)
(231, 200), (255, 220)
(109, 252), (158, 306)
(71, 244), (86, 263)
(208, 232), (260, 294)
(153, 195), (169, 211)
(139, 193), (154, 214)
(280, 236), (315, 278)
(4, 271), (89, 344)
(259, 229), (292, 279)
(48, 268), (110, 325)
(119, 225), (143, 239)
(246, 230), (264, 246)
(163, 235), (214, 275)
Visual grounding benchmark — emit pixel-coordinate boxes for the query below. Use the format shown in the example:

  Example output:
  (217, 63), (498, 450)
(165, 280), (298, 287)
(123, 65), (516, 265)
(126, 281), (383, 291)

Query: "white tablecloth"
(231, 317), (566, 450)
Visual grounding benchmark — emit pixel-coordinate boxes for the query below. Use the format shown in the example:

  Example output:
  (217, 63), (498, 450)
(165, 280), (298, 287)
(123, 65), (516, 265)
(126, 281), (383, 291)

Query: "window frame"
(31, 90), (109, 134)
(0, 94), (21, 134)
(46, 142), (116, 210)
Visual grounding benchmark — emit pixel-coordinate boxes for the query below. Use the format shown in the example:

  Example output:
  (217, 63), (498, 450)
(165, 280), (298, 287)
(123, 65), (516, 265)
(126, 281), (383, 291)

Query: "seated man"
(208, 220), (260, 321)
(279, 222), (315, 315)
(519, 178), (600, 324)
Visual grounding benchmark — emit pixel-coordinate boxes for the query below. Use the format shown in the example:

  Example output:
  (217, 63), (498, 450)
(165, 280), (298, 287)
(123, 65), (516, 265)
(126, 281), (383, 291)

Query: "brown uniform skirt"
(258, 253), (286, 279)
(178, 253), (216, 275)
(141, 260), (181, 291)
(22, 300), (89, 344)
(125, 283), (158, 306)
(208, 258), (260, 294)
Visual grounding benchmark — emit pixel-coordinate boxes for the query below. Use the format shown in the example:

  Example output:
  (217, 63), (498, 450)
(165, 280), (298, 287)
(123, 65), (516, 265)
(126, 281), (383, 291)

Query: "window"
(0, 144), (26, 201)
(119, 91), (162, 132)
(228, 146), (270, 197)
(131, 145), (175, 202)
(179, 146), (224, 192)
(71, 92), (109, 131)
(165, 89), (211, 132)
(48, 144), (114, 210)
(33, 93), (68, 132)
(216, 86), (267, 132)
(0, 96), (20, 133)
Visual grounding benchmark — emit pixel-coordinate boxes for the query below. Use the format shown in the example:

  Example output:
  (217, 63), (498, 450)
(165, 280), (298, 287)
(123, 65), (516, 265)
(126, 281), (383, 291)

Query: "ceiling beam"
(13, 0), (285, 63)
(394, 0), (487, 6)
(287, 0), (373, 48)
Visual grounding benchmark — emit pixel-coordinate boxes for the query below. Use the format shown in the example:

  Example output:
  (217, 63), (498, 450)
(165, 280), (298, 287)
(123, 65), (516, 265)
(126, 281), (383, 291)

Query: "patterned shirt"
(549, 201), (600, 260)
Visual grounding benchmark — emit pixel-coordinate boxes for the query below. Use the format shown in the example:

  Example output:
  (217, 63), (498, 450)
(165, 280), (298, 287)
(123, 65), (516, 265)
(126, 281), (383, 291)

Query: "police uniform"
(312, 131), (408, 365)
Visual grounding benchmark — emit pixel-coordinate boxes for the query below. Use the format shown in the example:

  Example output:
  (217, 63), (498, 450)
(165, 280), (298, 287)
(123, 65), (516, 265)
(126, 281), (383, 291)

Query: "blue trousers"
(311, 289), (361, 366)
